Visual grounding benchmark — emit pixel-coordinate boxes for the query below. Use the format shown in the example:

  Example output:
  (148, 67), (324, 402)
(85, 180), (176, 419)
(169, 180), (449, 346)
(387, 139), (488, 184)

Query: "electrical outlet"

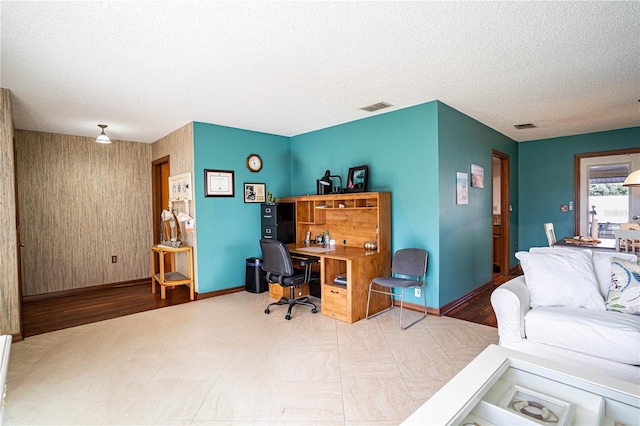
(414, 288), (421, 298)
(111, 256), (117, 263)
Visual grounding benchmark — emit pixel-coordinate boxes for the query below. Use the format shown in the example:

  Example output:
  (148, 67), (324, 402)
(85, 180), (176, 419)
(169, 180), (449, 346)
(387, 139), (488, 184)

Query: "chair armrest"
(294, 256), (319, 266)
(490, 276), (530, 341)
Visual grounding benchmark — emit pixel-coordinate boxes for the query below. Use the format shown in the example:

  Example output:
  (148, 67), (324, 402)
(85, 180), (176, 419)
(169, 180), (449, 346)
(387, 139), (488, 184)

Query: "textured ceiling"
(1, 1), (639, 143)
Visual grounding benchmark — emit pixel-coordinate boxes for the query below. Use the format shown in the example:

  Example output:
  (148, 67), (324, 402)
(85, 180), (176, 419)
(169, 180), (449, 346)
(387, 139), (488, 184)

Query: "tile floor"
(3, 291), (498, 425)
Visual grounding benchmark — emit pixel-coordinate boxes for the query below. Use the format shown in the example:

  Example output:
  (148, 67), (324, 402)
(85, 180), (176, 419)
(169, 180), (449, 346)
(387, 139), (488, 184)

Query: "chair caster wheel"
(265, 309), (270, 314)
(285, 314), (291, 320)
(311, 308), (318, 314)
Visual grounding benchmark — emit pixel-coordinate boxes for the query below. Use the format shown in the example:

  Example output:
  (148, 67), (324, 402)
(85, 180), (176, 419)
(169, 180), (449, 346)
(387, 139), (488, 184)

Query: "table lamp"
(317, 170), (343, 195)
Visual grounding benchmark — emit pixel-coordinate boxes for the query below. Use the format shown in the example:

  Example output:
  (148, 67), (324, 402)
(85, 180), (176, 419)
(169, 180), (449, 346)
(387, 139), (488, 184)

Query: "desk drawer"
(269, 283), (309, 299)
(322, 284), (347, 320)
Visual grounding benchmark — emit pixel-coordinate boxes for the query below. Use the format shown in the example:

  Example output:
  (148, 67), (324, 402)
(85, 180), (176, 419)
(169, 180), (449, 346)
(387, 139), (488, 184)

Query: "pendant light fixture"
(96, 124), (111, 144)
(623, 169), (640, 187)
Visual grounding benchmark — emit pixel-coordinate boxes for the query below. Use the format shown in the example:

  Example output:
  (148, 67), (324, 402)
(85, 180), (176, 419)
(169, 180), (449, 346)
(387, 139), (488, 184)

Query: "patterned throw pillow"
(607, 258), (640, 315)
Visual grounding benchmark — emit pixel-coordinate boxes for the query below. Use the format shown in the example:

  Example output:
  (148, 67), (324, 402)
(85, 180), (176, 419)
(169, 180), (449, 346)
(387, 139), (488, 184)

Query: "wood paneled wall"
(0, 88), (21, 335)
(151, 123), (196, 286)
(15, 130), (153, 296)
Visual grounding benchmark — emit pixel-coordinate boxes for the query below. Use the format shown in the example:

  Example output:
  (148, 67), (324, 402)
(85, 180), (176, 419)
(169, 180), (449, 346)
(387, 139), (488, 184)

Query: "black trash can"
(245, 257), (267, 293)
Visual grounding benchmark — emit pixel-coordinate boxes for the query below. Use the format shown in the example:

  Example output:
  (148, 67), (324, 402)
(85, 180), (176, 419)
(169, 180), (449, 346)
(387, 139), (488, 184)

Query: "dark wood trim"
(439, 280), (496, 316)
(152, 155), (170, 245)
(197, 286), (245, 299)
(24, 280), (246, 304)
(492, 149), (510, 275)
(23, 278), (152, 303)
(13, 134), (24, 340)
(573, 147), (640, 236)
(392, 300), (441, 316)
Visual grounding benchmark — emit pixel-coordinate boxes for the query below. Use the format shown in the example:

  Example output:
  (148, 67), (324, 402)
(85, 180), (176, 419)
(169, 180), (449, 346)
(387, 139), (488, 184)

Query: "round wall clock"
(246, 153), (262, 172)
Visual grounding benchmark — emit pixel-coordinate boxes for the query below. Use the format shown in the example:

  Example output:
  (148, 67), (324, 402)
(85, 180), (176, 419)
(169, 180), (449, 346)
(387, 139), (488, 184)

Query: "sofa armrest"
(490, 276), (530, 341)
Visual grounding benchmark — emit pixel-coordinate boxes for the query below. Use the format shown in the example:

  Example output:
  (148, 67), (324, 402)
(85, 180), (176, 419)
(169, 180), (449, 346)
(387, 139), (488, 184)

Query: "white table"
(402, 345), (639, 425)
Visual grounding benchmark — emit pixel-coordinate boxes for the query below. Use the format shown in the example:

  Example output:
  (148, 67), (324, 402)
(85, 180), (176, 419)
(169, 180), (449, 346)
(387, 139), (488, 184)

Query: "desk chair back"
(614, 229), (640, 253)
(366, 248), (429, 330)
(544, 223), (556, 246)
(260, 238), (294, 280)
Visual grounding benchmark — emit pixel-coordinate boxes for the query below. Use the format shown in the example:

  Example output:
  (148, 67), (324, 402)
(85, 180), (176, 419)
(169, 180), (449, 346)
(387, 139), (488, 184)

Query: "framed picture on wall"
(244, 183), (266, 203)
(456, 172), (469, 205)
(204, 169), (234, 197)
(168, 172), (192, 202)
(471, 164), (484, 188)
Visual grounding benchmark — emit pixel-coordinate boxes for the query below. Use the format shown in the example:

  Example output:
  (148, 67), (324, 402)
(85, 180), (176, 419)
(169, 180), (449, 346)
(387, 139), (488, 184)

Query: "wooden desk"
(288, 243), (391, 323)
(151, 245), (194, 300)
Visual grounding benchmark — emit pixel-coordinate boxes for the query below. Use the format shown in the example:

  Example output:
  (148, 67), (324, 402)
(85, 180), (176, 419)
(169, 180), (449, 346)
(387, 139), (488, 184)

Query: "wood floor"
(21, 273), (520, 337)
(21, 281), (192, 337)
(444, 272), (521, 327)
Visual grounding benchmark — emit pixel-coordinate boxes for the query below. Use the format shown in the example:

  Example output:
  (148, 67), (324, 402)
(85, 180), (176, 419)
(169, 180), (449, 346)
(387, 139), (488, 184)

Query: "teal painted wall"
(193, 122), (291, 293)
(437, 103), (518, 305)
(518, 127), (640, 251)
(290, 103), (442, 306)
(190, 101), (521, 308)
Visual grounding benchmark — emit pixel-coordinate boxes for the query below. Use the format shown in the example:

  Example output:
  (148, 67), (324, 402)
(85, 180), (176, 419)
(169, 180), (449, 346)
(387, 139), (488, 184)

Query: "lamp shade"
(319, 170), (331, 186)
(623, 169), (640, 187)
(96, 124), (111, 144)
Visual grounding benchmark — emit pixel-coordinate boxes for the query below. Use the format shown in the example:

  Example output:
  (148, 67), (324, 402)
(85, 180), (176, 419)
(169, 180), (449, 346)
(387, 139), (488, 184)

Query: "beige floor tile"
(4, 290), (494, 425)
(341, 377), (416, 423)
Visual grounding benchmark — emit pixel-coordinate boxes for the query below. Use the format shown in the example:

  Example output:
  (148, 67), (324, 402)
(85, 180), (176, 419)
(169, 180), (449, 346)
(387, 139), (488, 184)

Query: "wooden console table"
(150, 245), (194, 300)
(281, 192), (391, 323)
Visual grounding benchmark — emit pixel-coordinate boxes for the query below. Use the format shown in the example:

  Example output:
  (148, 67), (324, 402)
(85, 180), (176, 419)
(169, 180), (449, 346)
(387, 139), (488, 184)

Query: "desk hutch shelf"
(280, 192), (391, 323)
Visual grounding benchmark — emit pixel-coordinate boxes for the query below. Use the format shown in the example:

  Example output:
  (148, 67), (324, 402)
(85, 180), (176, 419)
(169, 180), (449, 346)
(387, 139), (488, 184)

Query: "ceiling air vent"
(360, 102), (393, 112)
(514, 123), (536, 129)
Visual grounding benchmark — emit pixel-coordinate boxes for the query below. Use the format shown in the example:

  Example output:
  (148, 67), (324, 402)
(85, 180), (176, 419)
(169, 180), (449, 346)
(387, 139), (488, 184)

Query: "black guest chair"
(260, 238), (319, 320)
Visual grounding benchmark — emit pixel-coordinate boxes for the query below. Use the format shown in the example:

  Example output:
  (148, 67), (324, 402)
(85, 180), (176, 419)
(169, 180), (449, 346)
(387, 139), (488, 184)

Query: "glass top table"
(402, 345), (639, 425)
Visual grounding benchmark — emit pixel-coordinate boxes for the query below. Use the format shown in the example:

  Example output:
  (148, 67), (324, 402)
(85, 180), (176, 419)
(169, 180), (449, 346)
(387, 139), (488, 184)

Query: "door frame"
(573, 147), (640, 236)
(13, 136), (24, 339)
(152, 155), (170, 244)
(492, 149), (510, 275)
(152, 156), (173, 272)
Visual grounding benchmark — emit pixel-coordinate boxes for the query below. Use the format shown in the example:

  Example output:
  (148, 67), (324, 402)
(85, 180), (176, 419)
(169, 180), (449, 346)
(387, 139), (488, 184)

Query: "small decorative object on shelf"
(266, 192), (278, 203)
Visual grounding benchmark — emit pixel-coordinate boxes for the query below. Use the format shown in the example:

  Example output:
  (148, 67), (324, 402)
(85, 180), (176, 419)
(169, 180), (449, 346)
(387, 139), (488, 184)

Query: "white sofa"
(491, 247), (640, 384)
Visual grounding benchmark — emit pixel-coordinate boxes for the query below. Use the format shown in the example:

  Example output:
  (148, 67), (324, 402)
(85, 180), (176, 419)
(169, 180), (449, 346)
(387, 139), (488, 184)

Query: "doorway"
(492, 150), (510, 275)
(152, 156), (173, 271)
(575, 148), (640, 237)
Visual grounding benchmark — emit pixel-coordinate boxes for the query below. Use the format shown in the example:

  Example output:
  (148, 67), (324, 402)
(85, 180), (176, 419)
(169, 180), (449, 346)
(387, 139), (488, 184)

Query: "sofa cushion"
(607, 258), (640, 315)
(593, 251), (637, 298)
(529, 247), (638, 298)
(525, 307), (640, 364)
(516, 250), (605, 310)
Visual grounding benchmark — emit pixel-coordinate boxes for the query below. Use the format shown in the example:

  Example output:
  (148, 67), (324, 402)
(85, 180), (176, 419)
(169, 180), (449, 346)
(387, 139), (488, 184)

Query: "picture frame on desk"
(244, 182), (266, 203)
(346, 165), (368, 192)
(204, 169), (234, 197)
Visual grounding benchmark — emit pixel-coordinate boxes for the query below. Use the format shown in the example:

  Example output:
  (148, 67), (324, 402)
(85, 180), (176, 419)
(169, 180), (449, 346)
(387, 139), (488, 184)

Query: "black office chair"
(260, 238), (319, 320)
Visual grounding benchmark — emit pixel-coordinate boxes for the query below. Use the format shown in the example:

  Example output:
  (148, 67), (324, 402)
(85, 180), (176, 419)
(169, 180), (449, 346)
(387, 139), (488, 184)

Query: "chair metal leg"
(399, 286), (427, 330)
(365, 281), (395, 320)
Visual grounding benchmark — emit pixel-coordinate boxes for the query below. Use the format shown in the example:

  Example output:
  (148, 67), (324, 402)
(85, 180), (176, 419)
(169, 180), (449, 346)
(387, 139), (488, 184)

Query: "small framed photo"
(204, 169), (234, 197)
(456, 172), (468, 205)
(244, 183), (266, 203)
(471, 164), (484, 188)
(168, 172), (192, 201)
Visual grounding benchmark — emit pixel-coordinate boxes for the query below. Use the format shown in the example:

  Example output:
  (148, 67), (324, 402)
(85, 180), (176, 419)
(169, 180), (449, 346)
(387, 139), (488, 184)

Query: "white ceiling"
(1, 1), (639, 143)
